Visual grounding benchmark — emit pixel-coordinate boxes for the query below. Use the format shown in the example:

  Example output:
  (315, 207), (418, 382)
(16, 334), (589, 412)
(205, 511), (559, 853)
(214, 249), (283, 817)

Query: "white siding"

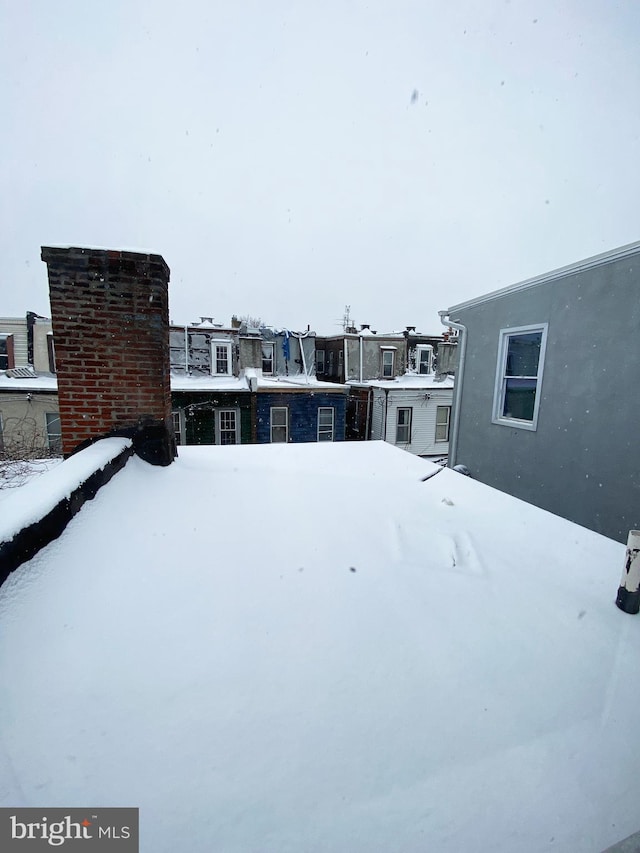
(370, 388), (386, 440)
(385, 389), (453, 456)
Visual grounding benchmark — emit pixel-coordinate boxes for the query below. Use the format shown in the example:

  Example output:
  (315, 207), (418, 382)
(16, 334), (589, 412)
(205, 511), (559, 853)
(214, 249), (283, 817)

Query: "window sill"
(491, 416), (538, 432)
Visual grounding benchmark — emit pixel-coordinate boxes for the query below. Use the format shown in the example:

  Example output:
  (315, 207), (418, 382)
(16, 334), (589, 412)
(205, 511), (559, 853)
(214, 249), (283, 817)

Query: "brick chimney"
(41, 246), (176, 465)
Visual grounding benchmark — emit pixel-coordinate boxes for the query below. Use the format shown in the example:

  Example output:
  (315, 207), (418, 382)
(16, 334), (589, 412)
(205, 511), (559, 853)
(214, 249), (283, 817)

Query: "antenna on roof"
(342, 305), (351, 332)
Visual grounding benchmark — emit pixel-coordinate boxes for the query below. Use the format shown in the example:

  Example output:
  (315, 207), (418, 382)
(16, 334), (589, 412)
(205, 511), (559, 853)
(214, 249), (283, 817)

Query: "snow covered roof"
(170, 373), (346, 393)
(0, 373), (58, 391)
(0, 441), (638, 852)
(169, 373), (249, 392)
(255, 375), (349, 391)
(350, 374), (455, 390)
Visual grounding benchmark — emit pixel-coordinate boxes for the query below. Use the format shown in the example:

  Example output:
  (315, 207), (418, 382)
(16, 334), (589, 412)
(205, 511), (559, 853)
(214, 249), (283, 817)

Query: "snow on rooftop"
(0, 373), (58, 391)
(0, 441), (638, 852)
(350, 373), (455, 390)
(169, 372), (248, 392)
(256, 374), (347, 391)
(46, 244), (162, 256)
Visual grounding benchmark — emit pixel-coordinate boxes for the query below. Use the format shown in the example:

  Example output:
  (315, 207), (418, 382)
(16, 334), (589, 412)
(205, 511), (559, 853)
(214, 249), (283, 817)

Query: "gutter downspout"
(383, 388), (389, 441)
(184, 325), (189, 374)
(438, 310), (466, 468)
(365, 387), (372, 440)
(359, 335), (363, 382)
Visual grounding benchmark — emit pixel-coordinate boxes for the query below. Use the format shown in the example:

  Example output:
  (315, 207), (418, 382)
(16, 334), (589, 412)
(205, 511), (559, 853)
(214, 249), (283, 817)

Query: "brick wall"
(41, 246), (175, 464)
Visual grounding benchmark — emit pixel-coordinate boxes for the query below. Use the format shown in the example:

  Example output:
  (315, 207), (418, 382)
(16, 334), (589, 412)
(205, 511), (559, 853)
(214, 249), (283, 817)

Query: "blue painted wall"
(256, 392), (346, 443)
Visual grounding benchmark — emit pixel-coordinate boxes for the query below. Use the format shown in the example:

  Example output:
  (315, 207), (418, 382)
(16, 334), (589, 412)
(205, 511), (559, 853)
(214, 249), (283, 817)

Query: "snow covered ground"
(0, 441), (638, 852)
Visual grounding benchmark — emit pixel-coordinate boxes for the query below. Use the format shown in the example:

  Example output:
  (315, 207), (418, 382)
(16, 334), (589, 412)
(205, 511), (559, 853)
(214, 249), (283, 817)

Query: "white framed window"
(381, 349), (395, 379)
(217, 409), (239, 445)
(172, 410), (184, 446)
(416, 345), (433, 374)
(211, 340), (232, 376)
(435, 406), (451, 442)
(0, 334), (14, 371)
(396, 407), (412, 444)
(316, 349), (325, 373)
(261, 342), (275, 375)
(270, 406), (288, 443)
(317, 407), (334, 441)
(492, 324), (548, 430)
(45, 412), (62, 454)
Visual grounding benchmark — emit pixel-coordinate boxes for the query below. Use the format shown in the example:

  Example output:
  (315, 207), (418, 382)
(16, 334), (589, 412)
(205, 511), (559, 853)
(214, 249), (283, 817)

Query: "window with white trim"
(270, 407), (288, 443)
(435, 406), (451, 442)
(217, 409), (239, 445)
(492, 324), (548, 430)
(416, 345), (433, 374)
(261, 342), (274, 375)
(316, 349), (325, 373)
(211, 340), (232, 375)
(0, 334), (14, 370)
(396, 407), (412, 444)
(317, 407), (334, 441)
(381, 349), (395, 379)
(45, 412), (62, 454)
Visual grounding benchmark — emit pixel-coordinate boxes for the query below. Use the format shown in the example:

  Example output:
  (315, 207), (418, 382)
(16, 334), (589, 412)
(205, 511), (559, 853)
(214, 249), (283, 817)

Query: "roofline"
(257, 385), (349, 394)
(446, 239), (640, 314)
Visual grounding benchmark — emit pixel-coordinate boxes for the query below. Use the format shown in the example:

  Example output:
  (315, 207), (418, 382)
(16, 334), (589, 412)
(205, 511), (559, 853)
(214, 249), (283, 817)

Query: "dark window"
(502, 333), (542, 421)
(435, 406), (451, 442)
(396, 407), (412, 443)
(318, 407), (334, 441)
(270, 407), (288, 443)
(0, 335), (14, 371)
(218, 410), (238, 445)
(262, 343), (274, 375)
(382, 350), (394, 378)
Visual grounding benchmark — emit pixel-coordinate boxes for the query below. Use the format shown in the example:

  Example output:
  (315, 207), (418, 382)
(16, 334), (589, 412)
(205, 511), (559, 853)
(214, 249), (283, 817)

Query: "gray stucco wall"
(452, 251), (640, 543)
(345, 336), (407, 381)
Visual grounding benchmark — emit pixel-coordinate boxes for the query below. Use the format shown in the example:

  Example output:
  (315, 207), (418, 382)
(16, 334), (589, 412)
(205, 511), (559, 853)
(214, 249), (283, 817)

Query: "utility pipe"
(359, 334), (363, 382)
(184, 325), (189, 374)
(438, 310), (467, 468)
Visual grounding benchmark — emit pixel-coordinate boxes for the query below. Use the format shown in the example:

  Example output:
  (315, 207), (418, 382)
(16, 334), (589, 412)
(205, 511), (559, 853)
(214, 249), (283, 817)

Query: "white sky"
(2, 0), (639, 333)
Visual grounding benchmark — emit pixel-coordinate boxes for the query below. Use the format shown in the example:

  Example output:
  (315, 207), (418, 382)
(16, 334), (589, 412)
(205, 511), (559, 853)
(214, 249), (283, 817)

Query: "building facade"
(441, 240), (640, 542)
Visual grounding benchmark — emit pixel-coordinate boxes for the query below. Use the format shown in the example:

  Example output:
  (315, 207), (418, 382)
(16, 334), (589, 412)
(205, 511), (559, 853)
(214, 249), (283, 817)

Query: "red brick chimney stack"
(42, 246), (176, 465)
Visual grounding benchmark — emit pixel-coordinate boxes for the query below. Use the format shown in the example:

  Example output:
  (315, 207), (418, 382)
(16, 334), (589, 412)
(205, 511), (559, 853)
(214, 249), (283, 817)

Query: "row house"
(0, 312), (60, 457)
(315, 324), (458, 458)
(170, 318), (348, 446)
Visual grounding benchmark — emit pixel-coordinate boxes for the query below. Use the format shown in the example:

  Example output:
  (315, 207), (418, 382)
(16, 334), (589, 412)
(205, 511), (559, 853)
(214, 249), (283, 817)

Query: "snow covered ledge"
(0, 437), (134, 584)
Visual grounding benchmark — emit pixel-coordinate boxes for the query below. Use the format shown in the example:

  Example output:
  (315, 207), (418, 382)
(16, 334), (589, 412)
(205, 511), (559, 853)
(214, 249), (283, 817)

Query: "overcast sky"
(2, 0), (639, 334)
